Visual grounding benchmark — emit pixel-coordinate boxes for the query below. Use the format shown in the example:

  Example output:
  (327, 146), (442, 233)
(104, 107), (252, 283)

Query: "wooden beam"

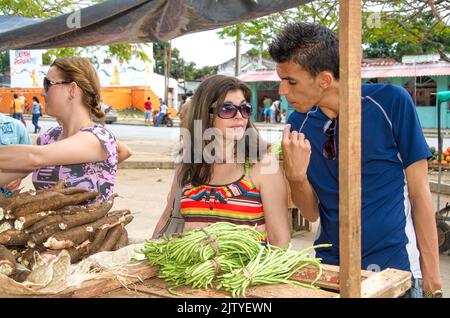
(361, 269), (412, 298)
(338, 0), (362, 298)
(291, 264), (374, 291)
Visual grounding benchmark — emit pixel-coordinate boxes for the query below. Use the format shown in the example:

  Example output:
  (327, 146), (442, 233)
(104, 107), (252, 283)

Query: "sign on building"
(9, 50), (47, 88)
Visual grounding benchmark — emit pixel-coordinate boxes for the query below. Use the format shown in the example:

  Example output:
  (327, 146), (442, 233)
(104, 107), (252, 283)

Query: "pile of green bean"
(159, 255), (244, 290)
(217, 244), (331, 297)
(139, 222), (263, 264)
(136, 222), (331, 297)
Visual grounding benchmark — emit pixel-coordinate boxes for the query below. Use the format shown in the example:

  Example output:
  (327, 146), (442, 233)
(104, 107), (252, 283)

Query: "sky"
(171, 29), (253, 68)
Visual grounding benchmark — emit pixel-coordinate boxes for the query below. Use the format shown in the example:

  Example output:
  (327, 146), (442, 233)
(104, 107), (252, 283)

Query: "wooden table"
(52, 261), (411, 298)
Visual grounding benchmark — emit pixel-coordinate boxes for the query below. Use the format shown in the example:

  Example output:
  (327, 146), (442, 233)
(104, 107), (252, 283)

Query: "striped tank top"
(180, 163), (266, 238)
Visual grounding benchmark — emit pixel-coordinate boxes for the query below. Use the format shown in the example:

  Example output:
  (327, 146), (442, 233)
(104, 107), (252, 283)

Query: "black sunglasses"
(209, 102), (252, 119)
(323, 118), (337, 160)
(43, 77), (71, 91)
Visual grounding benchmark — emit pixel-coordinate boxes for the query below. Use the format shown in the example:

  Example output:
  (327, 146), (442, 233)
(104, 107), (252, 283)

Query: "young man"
(263, 95), (272, 123)
(269, 22), (442, 298)
(1, 95), (30, 145)
(144, 97), (153, 126)
(10, 93), (24, 122)
(157, 98), (169, 126)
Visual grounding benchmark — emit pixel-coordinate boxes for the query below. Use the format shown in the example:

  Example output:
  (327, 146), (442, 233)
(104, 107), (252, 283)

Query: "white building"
(9, 43), (179, 109)
(217, 53), (276, 76)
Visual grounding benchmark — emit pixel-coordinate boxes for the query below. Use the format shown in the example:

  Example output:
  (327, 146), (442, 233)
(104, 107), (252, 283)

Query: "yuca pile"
(0, 180), (132, 283)
(136, 222), (331, 297)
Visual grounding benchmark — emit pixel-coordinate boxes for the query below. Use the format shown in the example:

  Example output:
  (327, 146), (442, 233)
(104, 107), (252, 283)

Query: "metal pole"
(437, 98), (442, 211)
(235, 24), (241, 77)
(413, 60), (417, 105)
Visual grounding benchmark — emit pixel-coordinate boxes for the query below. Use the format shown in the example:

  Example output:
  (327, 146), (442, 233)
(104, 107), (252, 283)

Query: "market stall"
(0, 0), (414, 298)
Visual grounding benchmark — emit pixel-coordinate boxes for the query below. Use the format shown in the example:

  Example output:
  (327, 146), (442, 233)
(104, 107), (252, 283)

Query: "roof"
(361, 61), (450, 78)
(238, 61), (450, 82)
(238, 69), (281, 82)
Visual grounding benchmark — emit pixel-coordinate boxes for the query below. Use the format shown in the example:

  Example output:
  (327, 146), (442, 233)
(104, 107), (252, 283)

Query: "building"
(0, 46), (180, 114)
(218, 53), (276, 77)
(238, 54), (450, 127)
(362, 55), (450, 128)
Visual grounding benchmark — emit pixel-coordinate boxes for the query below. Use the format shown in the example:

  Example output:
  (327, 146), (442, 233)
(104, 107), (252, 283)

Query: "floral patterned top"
(32, 124), (118, 202)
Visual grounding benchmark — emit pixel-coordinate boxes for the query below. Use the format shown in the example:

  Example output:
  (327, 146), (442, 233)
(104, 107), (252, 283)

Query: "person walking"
(31, 96), (42, 134)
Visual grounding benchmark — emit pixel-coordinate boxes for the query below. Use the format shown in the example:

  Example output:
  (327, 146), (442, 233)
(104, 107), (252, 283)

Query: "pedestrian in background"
(144, 97), (152, 126)
(32, 96), (42, 134)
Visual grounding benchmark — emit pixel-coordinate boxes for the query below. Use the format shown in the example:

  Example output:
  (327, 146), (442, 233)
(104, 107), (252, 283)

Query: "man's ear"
(318, 71), (335, 89)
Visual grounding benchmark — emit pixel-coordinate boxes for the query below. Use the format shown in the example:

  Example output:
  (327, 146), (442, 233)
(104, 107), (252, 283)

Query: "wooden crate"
(289, 208), (311, 234)
(52, 261), (411, 298)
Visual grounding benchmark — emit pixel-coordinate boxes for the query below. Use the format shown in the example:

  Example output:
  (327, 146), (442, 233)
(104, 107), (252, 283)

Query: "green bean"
(136, 222), (331, 297)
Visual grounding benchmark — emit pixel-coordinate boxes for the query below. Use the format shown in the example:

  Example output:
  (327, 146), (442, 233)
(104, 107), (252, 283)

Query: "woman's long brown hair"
(179, 75), (268, 187)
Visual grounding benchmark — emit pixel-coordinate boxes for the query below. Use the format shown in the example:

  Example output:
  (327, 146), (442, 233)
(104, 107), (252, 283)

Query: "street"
(22, 117), (450, 149)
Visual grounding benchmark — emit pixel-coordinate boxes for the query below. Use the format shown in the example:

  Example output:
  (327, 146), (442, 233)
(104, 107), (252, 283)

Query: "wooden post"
(338, 0), (362, 298)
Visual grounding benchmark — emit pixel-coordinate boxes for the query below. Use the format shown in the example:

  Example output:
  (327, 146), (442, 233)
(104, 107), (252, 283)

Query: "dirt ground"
(21, 169), (450, 297)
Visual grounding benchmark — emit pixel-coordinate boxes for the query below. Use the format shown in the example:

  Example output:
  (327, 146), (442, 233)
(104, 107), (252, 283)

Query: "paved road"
(24, 118), (284, 143)
(24, 118), (450, 150)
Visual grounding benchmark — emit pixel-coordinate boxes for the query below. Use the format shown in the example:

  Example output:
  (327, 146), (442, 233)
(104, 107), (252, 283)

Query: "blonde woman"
(0, 57), (119, 201)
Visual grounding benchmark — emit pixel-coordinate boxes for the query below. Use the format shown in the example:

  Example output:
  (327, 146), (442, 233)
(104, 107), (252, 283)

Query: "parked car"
(100, 103), (118, 124)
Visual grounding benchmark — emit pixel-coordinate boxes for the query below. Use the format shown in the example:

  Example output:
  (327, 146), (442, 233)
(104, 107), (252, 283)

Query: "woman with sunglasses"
(0, 57), (118, 202)
(153, 75), (291, 247)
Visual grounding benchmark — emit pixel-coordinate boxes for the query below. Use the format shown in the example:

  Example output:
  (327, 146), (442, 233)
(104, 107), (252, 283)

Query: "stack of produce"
(429, 146), (450, 167)
(136, 222), (331, 297)
(0, 180), (132, 282)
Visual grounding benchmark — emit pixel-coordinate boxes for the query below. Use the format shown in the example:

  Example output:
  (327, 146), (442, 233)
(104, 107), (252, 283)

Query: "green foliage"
(153, 42), (217, 81)
(0, 0), (152, 74)
(362, 2), (450, 61)
(217, 1), (449, 62)
(0, 0), (78, 18)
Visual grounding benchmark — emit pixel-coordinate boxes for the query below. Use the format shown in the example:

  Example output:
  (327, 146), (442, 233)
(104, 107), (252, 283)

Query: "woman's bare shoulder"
(249, 153), (283, 187)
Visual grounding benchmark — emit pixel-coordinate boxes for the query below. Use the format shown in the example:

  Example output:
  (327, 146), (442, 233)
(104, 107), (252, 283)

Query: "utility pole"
(235, 24), (241, 77)
(164, 43), (168, 105)
(166, 41), (172, 106)
(182, 59), (186, 96)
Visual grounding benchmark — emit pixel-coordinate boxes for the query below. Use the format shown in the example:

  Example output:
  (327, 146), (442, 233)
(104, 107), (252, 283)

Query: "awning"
(361, 62), (450, 78)
(238, 70), (280, 82)
(0, 0), (311, 50)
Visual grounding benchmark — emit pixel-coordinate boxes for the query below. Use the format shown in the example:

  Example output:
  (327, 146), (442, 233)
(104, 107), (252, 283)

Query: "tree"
(0, 0), (79, 18)
(217, 1), (449, 63)
(0, 0), (152, 75)
(192, 65), (219, 80)
(0, 51), (9, 75)
(153, 42), (217, 81)
(362, 1), (450, 61)
(217, 1), (339, 66)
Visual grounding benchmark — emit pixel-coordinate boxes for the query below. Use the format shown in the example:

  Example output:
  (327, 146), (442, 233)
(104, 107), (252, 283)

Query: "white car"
(100, 103), (118, 124)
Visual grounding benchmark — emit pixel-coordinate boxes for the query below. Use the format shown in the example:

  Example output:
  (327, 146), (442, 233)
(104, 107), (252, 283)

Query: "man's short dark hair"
(13, 93), (18, 98)
(269, 23), (339, 79)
